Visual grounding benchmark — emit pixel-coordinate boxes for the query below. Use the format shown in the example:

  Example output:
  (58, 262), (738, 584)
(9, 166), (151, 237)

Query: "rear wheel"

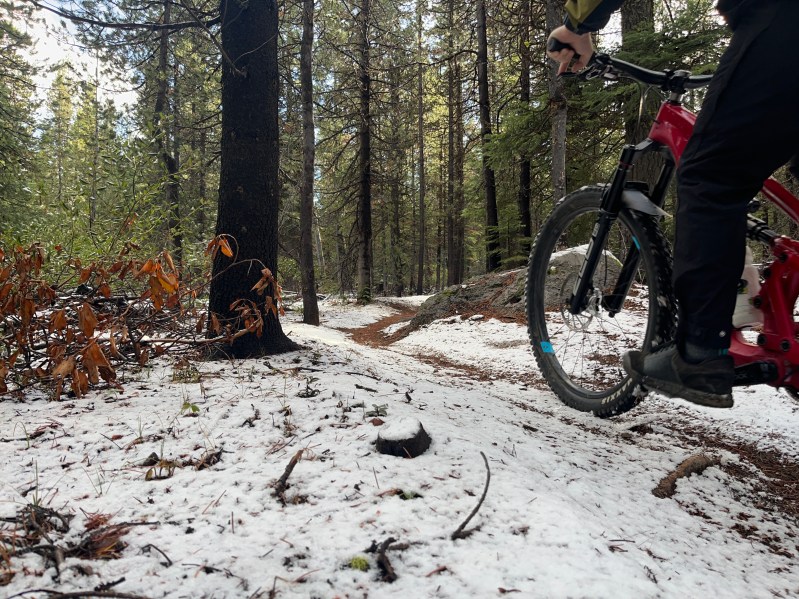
(526, 186), (676, 417)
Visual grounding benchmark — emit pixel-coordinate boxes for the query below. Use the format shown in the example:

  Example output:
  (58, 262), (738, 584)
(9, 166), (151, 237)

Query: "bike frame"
(575, 97), (799, 390)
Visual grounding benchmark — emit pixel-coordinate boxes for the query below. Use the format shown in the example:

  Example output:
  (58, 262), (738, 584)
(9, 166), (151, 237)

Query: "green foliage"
(347, 556), (370, 572)
(0, 2), (36, 234)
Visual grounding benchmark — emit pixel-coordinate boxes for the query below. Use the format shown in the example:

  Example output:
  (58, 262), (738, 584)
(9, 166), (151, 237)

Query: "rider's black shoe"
(622, 343), (735, 408)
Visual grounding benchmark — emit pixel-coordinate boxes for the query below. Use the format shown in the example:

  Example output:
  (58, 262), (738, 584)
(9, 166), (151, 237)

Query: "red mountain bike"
(526, 54), (799, 417)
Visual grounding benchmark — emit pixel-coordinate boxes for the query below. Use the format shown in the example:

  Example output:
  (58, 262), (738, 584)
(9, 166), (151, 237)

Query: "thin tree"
(415, 0), (426, 295)
(621, 0), (659, 185)
(546, 0), (567, 202)
(356, 0), (373, 304)
(476, 0), (500, 271)
(299, 0), (319, 325)
(517, 0), (532, 256)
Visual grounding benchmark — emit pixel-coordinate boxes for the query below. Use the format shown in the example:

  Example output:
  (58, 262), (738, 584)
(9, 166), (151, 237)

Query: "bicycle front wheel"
(526, 186), (676, 417)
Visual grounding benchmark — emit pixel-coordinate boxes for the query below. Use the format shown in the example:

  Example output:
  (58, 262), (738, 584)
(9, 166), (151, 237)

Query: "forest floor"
(2, 296), (799, 598)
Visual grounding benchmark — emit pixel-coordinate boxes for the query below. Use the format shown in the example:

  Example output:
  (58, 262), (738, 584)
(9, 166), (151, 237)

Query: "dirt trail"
(345, 303), (417, 347)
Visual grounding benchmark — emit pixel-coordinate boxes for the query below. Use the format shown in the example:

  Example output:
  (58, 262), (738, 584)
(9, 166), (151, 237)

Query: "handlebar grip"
(547, 37), (581, 59)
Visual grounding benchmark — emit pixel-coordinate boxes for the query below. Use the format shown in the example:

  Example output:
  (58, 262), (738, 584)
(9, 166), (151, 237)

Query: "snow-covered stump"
(375, 417), (431, 458)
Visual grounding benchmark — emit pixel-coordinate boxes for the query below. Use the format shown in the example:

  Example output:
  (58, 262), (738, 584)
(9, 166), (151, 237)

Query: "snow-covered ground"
(2, 298), (798, 598)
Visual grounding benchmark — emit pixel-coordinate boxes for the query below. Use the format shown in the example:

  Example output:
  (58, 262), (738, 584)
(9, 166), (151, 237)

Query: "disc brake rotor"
(558, 273), (603, 332)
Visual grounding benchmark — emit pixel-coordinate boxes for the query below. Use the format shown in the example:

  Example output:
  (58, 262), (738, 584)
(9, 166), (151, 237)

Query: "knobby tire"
(526, 186), (677, 417)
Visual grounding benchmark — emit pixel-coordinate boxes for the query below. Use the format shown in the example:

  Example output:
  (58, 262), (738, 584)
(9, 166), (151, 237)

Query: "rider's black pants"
(674, 0), (799, 350)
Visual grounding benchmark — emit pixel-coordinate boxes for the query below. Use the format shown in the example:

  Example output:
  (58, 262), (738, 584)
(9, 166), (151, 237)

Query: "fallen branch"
(273, 449), (305, 503)
(375, 537), (397, 582)
(653, 453), (721, 499)
(7, 590), (153, 599)
(451, 451), (490, 540)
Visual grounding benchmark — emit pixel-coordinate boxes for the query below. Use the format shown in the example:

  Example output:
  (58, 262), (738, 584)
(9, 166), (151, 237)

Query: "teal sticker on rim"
(541, 341), (554, 353)
(633, 236), (640, 249)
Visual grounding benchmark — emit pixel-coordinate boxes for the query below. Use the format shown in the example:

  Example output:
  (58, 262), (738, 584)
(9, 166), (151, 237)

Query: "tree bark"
(454, 62), (465, 283)
(476, 0), (500, 272)
(299, 0), (319, 325)
(153, 0), (182, 269)
(446, 0), (457, 286)
(546, 0), (568, 203)
(388, 60), (404, 297)
(356, 0), (373, 304)
(621, 0), (660, 185)
(517, 0), (532, 257)
(208, 0), (298, 357)
(415, 2), (426, 295)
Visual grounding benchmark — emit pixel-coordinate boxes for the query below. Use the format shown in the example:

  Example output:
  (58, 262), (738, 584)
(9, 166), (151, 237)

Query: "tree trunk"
(547, 0), (568, 203)
(170, 56), (183, 268)
(208, 0), (298, 357)
(437, 139), (444, 291)
(454, 62), (465, 283)
(356, 0), (373, 304)
(300, 0), (319, 325)
(621, 0), (660, 186)
(388, 61), (404, 297)
(446, 0), (457, 287)
(415, 2), (426, 295)
(153, 0), (182, 269)
(477, 0), (500, 272)
(517, 0), (532, 257)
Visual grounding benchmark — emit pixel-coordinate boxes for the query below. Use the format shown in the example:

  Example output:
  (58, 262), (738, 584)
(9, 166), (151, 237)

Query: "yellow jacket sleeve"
(564, 0), (625, 34)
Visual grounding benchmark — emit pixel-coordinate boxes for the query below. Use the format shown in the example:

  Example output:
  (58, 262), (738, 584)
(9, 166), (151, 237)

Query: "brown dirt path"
(344, 303), (418, 347)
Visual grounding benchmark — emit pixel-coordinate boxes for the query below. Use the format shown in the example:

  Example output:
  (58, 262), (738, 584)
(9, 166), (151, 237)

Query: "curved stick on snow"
(451, 451), (490, 540)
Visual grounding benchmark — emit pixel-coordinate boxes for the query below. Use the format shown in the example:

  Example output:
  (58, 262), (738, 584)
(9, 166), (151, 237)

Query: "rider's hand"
(547, 26), (594, 75)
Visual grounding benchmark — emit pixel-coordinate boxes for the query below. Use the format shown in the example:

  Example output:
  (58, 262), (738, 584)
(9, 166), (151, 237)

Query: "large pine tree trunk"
(356, 0), (373, 304)
(546, 0), (567, 203)
(300, 0), (319, 325)
(477, 0), (500, 272)
(208, 0), (298, 357)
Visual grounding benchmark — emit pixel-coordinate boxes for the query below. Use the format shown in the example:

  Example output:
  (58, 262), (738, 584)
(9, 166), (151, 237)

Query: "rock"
(543, 245), (621, 308)
(400, 244), (621, 337)
(408, 269), (526, 332)
(376, 417), (431, 458)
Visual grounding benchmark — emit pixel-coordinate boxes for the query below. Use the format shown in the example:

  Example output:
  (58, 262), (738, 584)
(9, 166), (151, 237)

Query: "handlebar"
(575, 53), (713, 94)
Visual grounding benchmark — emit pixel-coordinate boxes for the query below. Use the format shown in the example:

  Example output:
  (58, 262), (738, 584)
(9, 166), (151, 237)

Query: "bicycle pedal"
(733, 361), (778, 386)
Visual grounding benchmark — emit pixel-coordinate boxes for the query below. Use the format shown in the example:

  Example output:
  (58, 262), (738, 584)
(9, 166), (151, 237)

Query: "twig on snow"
(274, 449), (305, 503)
(141, 543), (172, 567)
(653, 453), (721, 499)
(451, 451), (491, 540)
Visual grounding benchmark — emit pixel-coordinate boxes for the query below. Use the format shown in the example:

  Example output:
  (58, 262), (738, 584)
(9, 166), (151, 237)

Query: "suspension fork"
(569, 141), (671, 315)
(604, 153), (674, 315)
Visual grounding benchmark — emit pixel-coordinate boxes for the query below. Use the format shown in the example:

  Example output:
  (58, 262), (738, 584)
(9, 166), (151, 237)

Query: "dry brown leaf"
(78, 303), (98, 337)
(219, 238), (234, 258)
(52, 356), (76, 378)
(50, 309), (68, 333)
